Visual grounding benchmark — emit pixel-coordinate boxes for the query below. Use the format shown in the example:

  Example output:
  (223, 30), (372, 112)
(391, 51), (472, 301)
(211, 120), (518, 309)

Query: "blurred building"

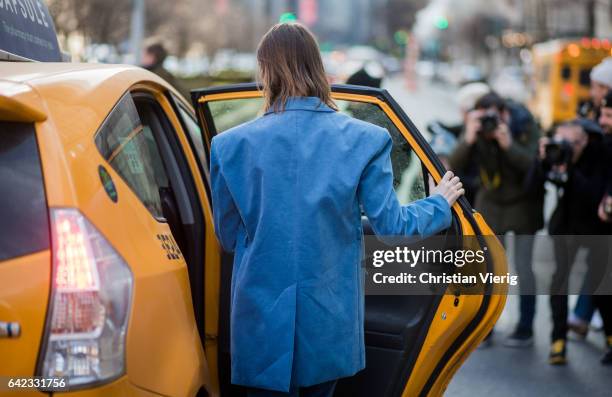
(244, 0), (388, 47)
(313, 0), (388, 45)
(518, 0), (612, 42)
(595, 0), (612, 37)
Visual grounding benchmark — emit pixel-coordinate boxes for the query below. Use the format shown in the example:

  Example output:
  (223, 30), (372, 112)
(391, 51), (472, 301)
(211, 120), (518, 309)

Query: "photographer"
(528, 119), (611, 365)
(450, 92), (543, 347)
(141, 41), (189, 100)
(597, 91), (612, 222)
(578, 57), (612, 121)
(428, 82), (490, 203)
(568, 91), (612, 339)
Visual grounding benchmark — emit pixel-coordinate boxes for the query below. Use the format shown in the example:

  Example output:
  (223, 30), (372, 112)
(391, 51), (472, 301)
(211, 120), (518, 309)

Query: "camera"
(544, 140), (573, 166)
(604, 195), (612, 217)
(605, 200), (612, 216)
(478, 113), (499, 139)
(543, 140), (573, 183)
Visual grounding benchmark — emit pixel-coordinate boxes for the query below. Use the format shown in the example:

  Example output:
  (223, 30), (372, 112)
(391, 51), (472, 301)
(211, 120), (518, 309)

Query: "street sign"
(0, 0), (61, 62)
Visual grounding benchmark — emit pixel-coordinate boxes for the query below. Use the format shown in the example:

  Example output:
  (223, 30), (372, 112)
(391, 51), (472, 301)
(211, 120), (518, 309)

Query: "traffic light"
(279, 12), (297, 23)
(394, 30), (409, 46)
(434, 16), (449, 30)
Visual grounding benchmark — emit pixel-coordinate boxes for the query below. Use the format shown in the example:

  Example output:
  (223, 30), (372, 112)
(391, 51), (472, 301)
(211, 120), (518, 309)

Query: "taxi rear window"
(0, 122), (50, 261)
(95, 94), (169, 220)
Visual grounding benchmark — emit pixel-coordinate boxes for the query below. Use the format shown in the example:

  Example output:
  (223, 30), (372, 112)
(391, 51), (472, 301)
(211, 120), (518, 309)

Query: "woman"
(210, 23), (464, 397)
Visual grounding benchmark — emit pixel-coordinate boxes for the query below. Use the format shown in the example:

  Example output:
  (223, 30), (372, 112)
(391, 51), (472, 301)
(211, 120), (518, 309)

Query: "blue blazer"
(210, 96), (451, 392)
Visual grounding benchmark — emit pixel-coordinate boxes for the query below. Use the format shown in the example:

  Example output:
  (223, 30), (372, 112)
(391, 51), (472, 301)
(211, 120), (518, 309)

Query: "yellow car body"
(0, 62), (506, 397)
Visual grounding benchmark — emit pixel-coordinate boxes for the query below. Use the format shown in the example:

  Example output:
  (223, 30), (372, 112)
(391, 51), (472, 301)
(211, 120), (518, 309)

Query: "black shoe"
(602, 336), (612, 366)
(549, 339), (567, 366)
(568, 320), (589, 339)
(504, 328), (534, 348)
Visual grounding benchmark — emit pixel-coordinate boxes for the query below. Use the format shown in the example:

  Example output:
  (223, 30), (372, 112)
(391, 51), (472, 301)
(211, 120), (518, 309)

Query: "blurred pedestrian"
(526, 119), (611, 365)
(457, 83), (491, 118)
(597, 91), (612, 223)
(428, 82), (489, 204)
(578, 57), (612, 121)
(141, 42), (189, 100)
(593, 92), (612, 365)
(449, 92), (543, 348)
(346, 61), (384, 88)
(567, 85), (612, 338)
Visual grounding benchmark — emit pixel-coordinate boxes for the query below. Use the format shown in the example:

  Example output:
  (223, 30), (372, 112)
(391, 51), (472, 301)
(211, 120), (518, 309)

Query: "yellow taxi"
(0, 60), (507, 396)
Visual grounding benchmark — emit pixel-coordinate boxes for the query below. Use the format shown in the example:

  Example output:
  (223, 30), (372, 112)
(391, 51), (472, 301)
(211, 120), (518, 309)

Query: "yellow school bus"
(530, 38), (611, 129)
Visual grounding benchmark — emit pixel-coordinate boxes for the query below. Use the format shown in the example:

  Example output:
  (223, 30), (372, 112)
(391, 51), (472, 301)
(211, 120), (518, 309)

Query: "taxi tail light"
(39, 208), (133, 387)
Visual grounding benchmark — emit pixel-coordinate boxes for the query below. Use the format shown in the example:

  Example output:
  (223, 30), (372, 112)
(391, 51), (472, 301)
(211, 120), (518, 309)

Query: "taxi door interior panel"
(334, 215), (460, 397)
(216, 216), (461, 397)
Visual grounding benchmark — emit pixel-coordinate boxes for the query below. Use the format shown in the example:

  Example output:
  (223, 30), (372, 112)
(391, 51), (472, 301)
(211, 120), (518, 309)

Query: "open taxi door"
(191, 83), (507, 397)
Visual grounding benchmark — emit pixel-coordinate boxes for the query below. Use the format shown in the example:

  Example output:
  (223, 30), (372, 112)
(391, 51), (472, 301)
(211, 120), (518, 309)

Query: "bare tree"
(49, 0), (132, 45)
(49, 0), (254, 58)
(386, 0), (428, 36)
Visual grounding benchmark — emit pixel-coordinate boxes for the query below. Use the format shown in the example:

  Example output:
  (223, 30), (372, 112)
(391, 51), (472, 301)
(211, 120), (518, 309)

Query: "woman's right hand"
(429, 171), (465, 206)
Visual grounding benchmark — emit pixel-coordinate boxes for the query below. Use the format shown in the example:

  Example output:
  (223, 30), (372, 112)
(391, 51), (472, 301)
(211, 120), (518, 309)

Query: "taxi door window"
(95, 94), (169, 220)
(177, 105), (207, 166)
(205, 97), (426, 205)
(209, 97), (264, 133)
(338, 100), (426, 204)
(579, 68), (591, 86)
(172, 98), (211, 196)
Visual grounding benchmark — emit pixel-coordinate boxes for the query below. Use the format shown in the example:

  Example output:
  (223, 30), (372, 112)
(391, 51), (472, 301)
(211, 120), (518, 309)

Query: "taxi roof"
(0, 62), (188, 135)
(0, 61), (172, 90)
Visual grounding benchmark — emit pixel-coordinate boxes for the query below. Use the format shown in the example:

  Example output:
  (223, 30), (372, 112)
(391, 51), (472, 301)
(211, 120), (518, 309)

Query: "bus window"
(579, 68), (591, 86)
(561, 65), (571, 80)
(538, 63), (550, 84)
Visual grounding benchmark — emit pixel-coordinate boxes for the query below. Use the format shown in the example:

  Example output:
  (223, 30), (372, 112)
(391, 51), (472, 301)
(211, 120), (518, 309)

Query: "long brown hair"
(256, 23), (336, 113)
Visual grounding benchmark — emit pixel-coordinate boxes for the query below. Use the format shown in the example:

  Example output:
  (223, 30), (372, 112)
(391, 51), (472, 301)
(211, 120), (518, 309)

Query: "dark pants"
(593, 295), (612, 338)
(550, 235), (608, 341)
(501, 234), (536, 332)
(573, 294), (595, 323)
(247, 380), (337, 397)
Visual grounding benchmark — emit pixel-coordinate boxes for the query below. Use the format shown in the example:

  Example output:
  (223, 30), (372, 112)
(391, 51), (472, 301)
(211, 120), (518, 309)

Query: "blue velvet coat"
(210, 96), (452, 392)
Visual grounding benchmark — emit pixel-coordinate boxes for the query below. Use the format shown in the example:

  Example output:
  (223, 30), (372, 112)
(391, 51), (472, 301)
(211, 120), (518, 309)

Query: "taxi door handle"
(0, 321), (21, 338)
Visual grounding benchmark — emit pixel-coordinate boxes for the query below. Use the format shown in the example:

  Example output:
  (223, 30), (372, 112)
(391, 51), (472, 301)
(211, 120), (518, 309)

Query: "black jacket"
(605, 133), (612, 196)
(526, 141), (608, 235)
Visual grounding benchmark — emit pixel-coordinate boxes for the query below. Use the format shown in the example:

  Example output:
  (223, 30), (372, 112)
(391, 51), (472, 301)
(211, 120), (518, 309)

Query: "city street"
(3, 1), (612, 396)
(384, 75), (612, 397)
